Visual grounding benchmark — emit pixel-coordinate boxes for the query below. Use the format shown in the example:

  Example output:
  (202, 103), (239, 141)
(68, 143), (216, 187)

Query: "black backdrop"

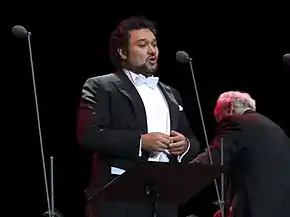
(10, 11), (289, 217)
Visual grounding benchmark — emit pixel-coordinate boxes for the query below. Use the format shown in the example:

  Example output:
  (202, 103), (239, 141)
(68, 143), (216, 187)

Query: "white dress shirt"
(124, 70), (189, 163)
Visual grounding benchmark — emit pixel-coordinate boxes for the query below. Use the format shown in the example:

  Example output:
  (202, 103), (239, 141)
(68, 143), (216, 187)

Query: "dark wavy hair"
(109, 16), (157, 69)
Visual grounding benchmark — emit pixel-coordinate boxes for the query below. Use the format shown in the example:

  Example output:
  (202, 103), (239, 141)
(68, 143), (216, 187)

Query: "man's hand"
(168, 130), (189, 155)
(141, 132), (171, 153)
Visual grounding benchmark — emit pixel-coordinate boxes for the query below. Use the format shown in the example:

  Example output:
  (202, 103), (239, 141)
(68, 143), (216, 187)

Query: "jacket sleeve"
(190, 117), (245, 165)
(171, 88), (201, 163)
(76, 77), (142, 160)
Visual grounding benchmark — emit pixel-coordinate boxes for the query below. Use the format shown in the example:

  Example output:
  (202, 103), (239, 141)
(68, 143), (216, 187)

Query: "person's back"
(228, 112), (290, 217)
(190, 91), (290, 217)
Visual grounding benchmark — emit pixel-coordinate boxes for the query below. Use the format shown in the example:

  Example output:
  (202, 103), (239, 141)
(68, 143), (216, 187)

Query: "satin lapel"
(158, 82), (179, 130)
(112, 71), (147, 133)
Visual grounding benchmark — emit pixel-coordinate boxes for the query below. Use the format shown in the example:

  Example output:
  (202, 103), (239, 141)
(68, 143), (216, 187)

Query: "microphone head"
(176, 51), (192, 63)
(12, 25), (29, 39)
(283, 53), (290, 66)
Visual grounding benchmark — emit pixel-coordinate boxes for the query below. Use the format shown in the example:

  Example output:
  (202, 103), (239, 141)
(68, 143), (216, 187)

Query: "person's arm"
(171, 88), (201, 163)
(76, 77), (141, 160)
(190, 117), (244, 165)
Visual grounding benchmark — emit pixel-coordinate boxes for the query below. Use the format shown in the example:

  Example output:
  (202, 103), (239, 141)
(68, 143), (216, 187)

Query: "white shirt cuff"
(139, 137), (142, 157)
(177, 139), (190, 162)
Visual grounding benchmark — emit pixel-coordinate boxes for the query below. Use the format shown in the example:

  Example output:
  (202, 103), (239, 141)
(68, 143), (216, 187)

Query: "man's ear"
(117, 48), (127, 60)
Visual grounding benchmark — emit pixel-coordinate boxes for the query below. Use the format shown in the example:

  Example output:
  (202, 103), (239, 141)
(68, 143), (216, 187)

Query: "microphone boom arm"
(180, 54), (226, 217)
(13, 25), (63, 217)
(27, 30), (53, 217)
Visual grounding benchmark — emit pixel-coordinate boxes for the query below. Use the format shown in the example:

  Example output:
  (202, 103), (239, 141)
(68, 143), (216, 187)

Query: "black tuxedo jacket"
(192, 111), (290, 217)
(76, 70), (201, 199)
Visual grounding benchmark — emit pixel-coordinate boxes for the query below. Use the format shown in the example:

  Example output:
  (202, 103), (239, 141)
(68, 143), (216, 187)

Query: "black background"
(9, 9), (290, 217)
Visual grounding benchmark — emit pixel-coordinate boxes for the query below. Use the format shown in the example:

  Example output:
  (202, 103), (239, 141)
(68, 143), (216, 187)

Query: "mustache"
(146, 55), (157, 61)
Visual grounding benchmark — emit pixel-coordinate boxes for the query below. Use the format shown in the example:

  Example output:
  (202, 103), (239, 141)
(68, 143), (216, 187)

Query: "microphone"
(283, 53), (290, 66)
(12, 25), (62, 217)
(176, 50), (226, 217)
(176, 51), (192, 63)
(12, 25), (31, 39)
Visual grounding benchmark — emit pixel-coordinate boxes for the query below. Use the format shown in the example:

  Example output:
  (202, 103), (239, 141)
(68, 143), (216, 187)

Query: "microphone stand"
(219, 138), (225, 217)
(13, 27), (63, 217)
(43, 157), (63, 217)
(187, 58), (226, 217)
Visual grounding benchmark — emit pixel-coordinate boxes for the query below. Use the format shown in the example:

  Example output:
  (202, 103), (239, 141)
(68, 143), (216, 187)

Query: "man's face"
(123, 28), (159, 76)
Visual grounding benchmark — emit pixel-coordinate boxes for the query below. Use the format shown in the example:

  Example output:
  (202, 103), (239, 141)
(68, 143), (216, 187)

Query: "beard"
(126, 59), (158, 77)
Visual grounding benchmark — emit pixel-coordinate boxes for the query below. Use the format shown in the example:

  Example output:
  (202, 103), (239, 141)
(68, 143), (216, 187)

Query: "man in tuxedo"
(76, 16), (201, 217)
(190, 91), (290, 217)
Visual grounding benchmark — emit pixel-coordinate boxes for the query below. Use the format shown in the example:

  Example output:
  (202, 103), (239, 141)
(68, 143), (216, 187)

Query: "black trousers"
(86, 198), (178, 217)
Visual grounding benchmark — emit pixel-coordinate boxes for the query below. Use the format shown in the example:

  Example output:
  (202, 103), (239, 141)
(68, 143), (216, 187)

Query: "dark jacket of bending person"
(190, 91), (290, 217)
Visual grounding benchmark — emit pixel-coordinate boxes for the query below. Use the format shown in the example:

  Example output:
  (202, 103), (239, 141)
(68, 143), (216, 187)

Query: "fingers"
(158, 133), (171, 139)
(169, 145), (184, 152)
(168, 141), (186, 155)
(170, 130), (179, 136)
(170, 130), (185, 142)
(149, 132), (187, 153)
(168, 141), (185, 149)
(169, 147), (184, 155)
(170, 135), (183, 142)
(156, 136), (170, 152)
(159, 136), (171, 145)
(156, 132), (172, 145)
(157, 141), (169, 150)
